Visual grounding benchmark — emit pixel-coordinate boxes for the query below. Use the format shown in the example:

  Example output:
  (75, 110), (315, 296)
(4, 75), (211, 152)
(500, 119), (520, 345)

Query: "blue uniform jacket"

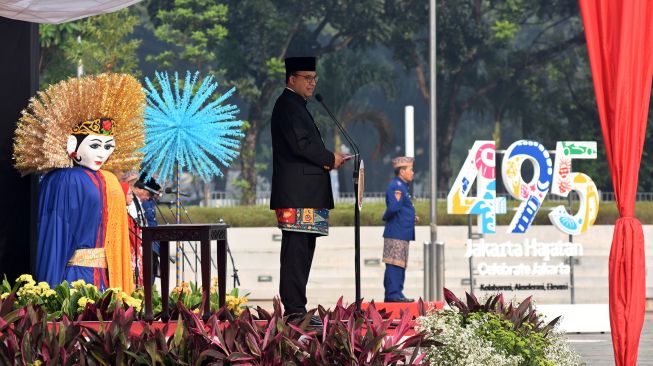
(382, 177), (415, 241)
(141, 199), (160, 254)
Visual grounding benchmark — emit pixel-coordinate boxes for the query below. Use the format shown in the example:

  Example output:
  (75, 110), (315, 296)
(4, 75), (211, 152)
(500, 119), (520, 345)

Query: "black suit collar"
(284, 87), (308, 105)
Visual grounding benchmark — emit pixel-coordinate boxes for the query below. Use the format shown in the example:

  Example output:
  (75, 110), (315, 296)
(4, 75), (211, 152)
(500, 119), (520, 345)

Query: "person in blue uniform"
(134, 174), (162, 282)
(270, 56), (346, 324)
(382, 156), (417, 302)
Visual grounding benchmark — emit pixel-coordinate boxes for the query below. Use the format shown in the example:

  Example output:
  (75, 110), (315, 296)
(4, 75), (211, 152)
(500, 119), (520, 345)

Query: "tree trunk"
(240, 81), (275, 205)
(240, 114), (258, 205)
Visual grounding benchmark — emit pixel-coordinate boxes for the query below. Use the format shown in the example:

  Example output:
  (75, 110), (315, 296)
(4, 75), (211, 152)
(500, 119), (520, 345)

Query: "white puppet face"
(67, 134), (115, 171)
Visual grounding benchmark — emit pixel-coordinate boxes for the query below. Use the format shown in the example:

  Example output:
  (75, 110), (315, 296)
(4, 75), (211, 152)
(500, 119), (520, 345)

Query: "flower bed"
(416, 289), (582, 365)
(0, 274), (247, 320)
(0, 275), (434, 364)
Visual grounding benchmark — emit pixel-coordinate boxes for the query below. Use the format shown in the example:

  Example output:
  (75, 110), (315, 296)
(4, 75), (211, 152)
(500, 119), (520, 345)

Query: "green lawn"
(157, 201), (653, 227)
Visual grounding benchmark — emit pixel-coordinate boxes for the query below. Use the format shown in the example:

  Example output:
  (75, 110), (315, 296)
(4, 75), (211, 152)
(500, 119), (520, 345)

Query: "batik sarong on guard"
(382, 238), (410, 268)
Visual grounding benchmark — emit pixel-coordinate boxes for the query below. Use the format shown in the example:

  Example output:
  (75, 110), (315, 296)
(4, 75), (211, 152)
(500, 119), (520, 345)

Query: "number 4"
(447, 141), (504, 234)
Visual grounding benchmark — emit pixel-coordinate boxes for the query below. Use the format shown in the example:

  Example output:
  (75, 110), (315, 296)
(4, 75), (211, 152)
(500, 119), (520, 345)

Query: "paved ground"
(568, 312), (653, 365)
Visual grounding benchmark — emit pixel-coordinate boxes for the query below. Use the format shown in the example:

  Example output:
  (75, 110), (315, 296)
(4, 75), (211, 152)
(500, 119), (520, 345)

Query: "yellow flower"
(38, 281), (50, 290)
(84, 283), (98, 291)
(172, 285), (190, 296)
(1, 293), (9, 300)
(16, 274), (34, 283)
(192, 308), (200, 314)
(71, 279), (86, 289)
(77, 296), (94, 308)
(43, 289), (56, 298)
(17, 282), (37, 298)
(119, 292), (142, 311)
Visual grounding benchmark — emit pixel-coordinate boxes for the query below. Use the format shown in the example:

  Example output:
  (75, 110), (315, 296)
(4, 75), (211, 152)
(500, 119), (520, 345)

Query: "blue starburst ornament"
(141, 71), (243, 184)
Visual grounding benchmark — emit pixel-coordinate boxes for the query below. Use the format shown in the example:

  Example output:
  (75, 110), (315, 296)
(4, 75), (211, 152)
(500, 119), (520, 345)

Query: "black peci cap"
(284, 57), (316, 73)
(138, 172), (161, 192)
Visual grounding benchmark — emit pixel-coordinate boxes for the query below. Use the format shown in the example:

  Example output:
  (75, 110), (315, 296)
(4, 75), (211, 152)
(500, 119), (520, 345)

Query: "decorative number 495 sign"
(447, 140), (599, 235)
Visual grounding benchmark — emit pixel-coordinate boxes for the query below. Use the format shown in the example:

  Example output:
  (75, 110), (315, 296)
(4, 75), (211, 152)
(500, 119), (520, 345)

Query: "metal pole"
(175, 161), (182, 286)
(354, 161), (361, 312)
(568, 194), (576, 304)
(467, 215), (474, 295)
(405, 106), (415, 157)
(423, 241), (432, 300)
(429, 0), (440, 300)
(435, 240), (444, 301)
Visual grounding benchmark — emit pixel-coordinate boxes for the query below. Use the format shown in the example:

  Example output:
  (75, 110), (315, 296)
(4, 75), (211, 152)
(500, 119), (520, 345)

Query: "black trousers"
(279, 230), (317, 316)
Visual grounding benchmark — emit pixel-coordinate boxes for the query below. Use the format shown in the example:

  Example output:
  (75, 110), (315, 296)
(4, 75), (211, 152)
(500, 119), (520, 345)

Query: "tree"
(385, 0), (583, 190)
(146, 0), (232, 205)
(213, 0), (393, 204)
(39, 8), (142, 86)
(71, 9), (142, 75)
(314, 51), (397, 191)
(146, 0), (228, 71)
(39, 23), (79, 87)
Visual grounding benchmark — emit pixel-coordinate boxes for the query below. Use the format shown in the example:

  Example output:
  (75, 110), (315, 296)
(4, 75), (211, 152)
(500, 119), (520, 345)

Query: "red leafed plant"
(0, 294), (437, 365)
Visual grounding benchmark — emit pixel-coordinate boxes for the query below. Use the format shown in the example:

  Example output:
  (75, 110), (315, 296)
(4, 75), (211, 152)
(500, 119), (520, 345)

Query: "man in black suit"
(270, 56), (346, 323)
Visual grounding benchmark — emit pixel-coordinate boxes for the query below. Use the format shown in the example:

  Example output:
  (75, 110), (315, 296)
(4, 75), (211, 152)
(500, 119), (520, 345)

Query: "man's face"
(399, 165), (414, 183)
(288, 71), (318, 99)
(133, 186), (150, 201)
(70, 134), (115, 171)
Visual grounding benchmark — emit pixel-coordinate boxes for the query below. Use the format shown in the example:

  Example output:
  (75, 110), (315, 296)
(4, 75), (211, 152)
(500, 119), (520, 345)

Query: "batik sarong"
(275, 208), (329, 236)
(382, 238), (410, 268)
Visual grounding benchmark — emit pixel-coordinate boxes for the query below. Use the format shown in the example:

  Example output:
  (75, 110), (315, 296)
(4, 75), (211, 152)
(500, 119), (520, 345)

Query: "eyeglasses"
(293, 73), (319, 83)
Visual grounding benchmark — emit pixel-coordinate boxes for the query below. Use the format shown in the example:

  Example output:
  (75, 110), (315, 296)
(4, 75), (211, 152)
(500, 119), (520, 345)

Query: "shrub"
(416, 289), (582, 366)
(0, 295), (435, 364)
(417, 308), (523, 365)
(163, 200), (653, 226)
(0, 274), (248, 320)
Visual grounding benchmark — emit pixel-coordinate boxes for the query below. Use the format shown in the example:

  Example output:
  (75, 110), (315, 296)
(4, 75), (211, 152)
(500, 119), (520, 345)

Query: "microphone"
(164, 187), (190, 197)
(134, 181), (161, 196)
(314, 94), (360, 164)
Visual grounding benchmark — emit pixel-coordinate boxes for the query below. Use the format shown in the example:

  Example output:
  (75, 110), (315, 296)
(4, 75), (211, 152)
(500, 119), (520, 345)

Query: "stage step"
(361, 301), (444, 319)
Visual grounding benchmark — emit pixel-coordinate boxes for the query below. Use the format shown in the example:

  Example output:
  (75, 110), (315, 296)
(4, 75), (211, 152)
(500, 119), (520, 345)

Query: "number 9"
(501, 140), (553, 233)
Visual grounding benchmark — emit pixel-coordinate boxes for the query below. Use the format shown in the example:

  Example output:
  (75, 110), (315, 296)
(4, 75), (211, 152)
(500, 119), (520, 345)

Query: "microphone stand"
(218, 218), (241, 288)
(315, 95), (362, 312)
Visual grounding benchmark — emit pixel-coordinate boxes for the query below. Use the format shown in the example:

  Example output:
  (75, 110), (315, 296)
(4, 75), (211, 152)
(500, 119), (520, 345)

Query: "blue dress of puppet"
(36, 167), (110, 290)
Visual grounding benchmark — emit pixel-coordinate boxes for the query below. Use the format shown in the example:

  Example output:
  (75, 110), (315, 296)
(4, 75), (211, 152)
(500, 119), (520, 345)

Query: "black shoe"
(308, 315), (323, 327)
(286, 313), (323, 327)
(385, 297), (414, 303)
(285, 312), (306, 324)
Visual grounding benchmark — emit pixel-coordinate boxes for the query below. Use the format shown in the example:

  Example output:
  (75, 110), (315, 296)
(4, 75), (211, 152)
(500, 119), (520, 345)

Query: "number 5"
(548, 141), (599, 235)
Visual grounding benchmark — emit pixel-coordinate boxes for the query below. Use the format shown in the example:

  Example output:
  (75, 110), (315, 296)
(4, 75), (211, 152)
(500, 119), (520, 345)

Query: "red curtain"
(579, 1), (653, 365)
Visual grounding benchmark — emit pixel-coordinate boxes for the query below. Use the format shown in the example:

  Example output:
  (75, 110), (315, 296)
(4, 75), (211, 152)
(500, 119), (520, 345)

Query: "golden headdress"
(13, 73), (145, 176)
